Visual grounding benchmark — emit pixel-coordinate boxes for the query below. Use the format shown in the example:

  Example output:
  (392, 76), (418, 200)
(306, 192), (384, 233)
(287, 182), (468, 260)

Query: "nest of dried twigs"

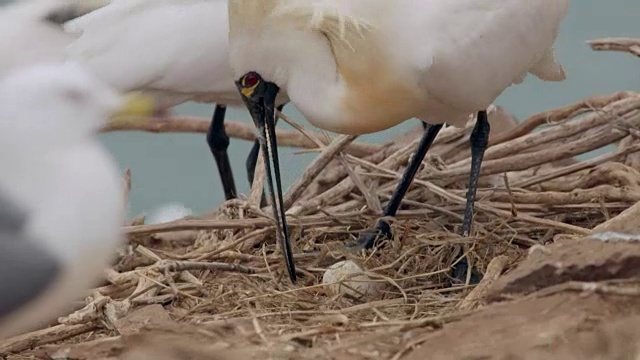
(3, 39), (640, 360)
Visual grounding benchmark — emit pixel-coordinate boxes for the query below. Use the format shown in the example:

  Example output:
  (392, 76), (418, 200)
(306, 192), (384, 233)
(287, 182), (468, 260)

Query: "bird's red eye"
(243, 73), (260, 87)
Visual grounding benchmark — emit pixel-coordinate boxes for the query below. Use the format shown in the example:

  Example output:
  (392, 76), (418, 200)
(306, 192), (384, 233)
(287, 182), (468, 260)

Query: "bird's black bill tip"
(260, 106), (297, 284)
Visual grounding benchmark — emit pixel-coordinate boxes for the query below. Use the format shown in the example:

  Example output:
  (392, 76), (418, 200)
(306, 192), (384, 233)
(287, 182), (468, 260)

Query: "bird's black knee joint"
(470, 114), (490, 150)
(206, 129), (230, 153)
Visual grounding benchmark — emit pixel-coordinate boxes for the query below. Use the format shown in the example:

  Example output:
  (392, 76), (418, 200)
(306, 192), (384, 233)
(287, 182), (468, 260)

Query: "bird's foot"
(449, 255), (482, 286)
(345, 219), (393, 251)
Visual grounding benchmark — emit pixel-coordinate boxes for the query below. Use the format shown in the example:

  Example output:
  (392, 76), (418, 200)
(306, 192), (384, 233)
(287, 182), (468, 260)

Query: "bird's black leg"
(246, 105), (284, 207)
(351, 123), (444, 249)
(450, 110), (490, 285)
(246, 141), (261, 187)
(206, 104), (237, 200)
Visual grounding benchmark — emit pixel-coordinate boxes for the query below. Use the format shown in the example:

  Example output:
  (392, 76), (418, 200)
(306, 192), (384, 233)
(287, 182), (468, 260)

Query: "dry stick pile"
(4, 42), (640, 359)
(4, 91), (638, 359)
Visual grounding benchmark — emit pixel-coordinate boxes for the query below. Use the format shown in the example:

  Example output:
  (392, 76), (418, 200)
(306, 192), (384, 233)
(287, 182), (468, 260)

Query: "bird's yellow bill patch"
(113, 92), (156, 118)
(240, 85), (258, 98)
(240, 83), (259, 99)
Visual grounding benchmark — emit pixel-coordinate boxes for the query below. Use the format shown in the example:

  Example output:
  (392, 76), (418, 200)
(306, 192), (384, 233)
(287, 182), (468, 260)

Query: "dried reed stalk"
(102, 116), (379, 157)
(588, 37), (640, 57)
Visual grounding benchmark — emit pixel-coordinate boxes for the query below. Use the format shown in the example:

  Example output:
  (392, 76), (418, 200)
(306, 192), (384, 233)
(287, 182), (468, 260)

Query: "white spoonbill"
(0, 0), (107, 76)
(229, 0), (568, 283)
(64, 0), (289, 203)
(0, 62), (156, 338)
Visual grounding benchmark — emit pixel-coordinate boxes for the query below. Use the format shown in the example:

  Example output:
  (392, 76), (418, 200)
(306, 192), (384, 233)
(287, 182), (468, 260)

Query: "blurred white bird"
(65, 0), (288, 202)
(0, 62), (156, 338)
(146, 202), (193, 225)
(229, 0), (569, 283)
(0, 0), (107, 77)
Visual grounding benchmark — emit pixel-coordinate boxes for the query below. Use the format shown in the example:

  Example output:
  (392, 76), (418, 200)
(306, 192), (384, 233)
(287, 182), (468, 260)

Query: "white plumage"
(66, 0), (244, 109)
(146, 202), (193, 225)
(0, 62), (155, 338)
(65, 0), (289, 202)
(0, 0), (107, 77)
(229, 0), (567, 133)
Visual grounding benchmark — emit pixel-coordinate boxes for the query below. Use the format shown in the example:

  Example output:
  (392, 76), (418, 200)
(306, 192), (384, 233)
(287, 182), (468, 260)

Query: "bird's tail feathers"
(529, 46), (567, 82)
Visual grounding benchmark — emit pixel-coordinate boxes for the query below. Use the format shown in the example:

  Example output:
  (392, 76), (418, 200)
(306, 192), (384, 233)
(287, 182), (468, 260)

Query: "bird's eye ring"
(242, 72), (260, 88)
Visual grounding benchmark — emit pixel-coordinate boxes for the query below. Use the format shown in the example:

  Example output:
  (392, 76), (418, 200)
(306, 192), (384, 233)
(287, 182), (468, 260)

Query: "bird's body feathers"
(67, 0), (243, 108)
(0, 63), (129, 337)
(229, 0), (568, 133)
(0, 0), (107, 77)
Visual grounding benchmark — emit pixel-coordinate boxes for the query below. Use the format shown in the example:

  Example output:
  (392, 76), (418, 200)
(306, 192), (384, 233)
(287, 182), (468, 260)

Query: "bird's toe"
(345, 219), (393, 251)
(450, 257), (482, 286)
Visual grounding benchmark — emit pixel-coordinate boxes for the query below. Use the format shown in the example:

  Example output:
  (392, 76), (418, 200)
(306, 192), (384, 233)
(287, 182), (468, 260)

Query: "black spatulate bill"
(236, 73), (296, 283)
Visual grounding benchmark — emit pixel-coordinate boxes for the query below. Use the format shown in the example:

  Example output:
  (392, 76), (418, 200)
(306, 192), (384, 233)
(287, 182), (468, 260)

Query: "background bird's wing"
(66, 0), (235, 99)
(0, 188), (28, 233)
(0, 233), (62, 320)
(0, 0), (106, 76)
(0, 188), (61, 320)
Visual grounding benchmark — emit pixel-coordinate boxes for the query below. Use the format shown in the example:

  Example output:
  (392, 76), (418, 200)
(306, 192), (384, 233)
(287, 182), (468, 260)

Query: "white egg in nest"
(322, 260), (386, 299)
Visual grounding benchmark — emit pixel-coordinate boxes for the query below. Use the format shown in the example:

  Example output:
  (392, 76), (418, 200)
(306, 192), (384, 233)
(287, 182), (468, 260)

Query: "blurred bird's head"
(0, 62), (156, 147)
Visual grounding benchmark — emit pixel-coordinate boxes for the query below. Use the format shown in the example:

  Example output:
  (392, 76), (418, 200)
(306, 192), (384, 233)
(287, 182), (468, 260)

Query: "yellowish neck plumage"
(230, 1), (423, 134)
(277, 4), (422, 133)
(335, 37), (423, 134)
(228, 0), (279, 36)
